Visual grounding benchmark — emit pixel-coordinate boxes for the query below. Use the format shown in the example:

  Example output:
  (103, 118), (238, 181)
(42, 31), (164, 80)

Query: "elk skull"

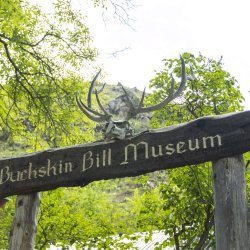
(76, 55), (187, 140)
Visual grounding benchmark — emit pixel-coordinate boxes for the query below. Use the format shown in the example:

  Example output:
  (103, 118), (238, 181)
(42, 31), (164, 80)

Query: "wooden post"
(213, 155), (249, 249)
(9, 193), (41, 250)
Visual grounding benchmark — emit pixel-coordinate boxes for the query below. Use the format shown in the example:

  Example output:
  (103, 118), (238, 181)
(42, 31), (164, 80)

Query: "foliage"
(0, 156), (141, 249)
(136, 52), (245, 249)
(130, 184), (165, 232)
(0, 0), (96, 248)
(0, 1), (140, 249)
(0, 144), (28, 249)
(244, 152), (250, 229)
(0, 197), (16, 248)
(0, 2), (248, 247)
(0, 0), (137, 149)
(36, 183), (139, 249)
(148, 53), (244, 128)
(0, 48), (247, 249)
(0, 0), (98, 149)
(159, 164), (215, 249)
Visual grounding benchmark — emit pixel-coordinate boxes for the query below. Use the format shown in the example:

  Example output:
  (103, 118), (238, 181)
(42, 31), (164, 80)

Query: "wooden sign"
(1, 110), (250, 199)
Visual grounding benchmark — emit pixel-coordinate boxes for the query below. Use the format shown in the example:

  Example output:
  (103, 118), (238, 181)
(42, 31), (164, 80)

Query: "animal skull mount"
(104, 120), (133, 140)
(76, 56), (187, 140)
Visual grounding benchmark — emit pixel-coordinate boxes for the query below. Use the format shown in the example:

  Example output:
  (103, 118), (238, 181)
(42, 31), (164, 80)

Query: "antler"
(76, 55), (186, 123)
(121, 55), (186, 118)
(87, 70), (106, 108)
(76, 70), (111, 122)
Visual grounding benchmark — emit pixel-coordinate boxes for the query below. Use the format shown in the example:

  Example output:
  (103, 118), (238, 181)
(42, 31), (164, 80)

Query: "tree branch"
(194, 207), (214, 250)
(0, 37), (57, 128)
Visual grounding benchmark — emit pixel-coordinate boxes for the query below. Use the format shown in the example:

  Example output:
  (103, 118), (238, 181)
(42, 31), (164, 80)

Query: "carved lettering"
(28, 163), (38, 179)
(38, 167), (47, 178)
(176, 141), (186, 154)
(188, 139), (200, 151)
(96, 153), (100, 167)
(10, 171), (18, 182)
(152, 145), (163, 158)
(120, 141), (149, 165)
(59, 161), (63, 174)
(20, 170), (28, 181)
(102, 149), (112, 167)
(47, 160), (57, 176)
(102, 150), (106, 167)
(82, 151), (94, 172)
(108, 149), (112, 165)
(0, 133), (224, 191)
(82, 149), (111, 171)
(203, 135), (222, 149)
(103, 149), (111, 166)
(166, 144), (175, 155)
(0, 166), (10, 184)
(64, 162), (73, 173)
(0, 159), (74, 185)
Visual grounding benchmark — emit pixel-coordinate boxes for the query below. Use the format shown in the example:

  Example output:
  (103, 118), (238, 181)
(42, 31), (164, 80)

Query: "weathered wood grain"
(9, 193), (41, 250)
(213, 155), (249, 250)
(1, 110), (250, 198)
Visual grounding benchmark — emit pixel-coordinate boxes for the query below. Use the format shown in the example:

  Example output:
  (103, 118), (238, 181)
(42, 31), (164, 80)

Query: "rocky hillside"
(95, 83), (151, 134)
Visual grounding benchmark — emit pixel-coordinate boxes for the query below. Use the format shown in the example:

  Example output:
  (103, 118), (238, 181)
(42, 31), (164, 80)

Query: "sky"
(82, 0), (250, 109)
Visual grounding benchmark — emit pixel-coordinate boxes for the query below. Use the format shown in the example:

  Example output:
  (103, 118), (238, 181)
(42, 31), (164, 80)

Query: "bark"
(9, 193), (41, 250)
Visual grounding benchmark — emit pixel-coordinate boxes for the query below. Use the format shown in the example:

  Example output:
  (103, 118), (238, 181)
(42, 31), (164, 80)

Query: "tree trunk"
(212, 155), (249, 250)
(9, 193), (41, 250)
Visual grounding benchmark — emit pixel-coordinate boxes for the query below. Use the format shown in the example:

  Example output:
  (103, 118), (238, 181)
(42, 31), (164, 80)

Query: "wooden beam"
(1, 110), (250, 198)
(213, 155), (249, 249)
(9, 193), (41, 250)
